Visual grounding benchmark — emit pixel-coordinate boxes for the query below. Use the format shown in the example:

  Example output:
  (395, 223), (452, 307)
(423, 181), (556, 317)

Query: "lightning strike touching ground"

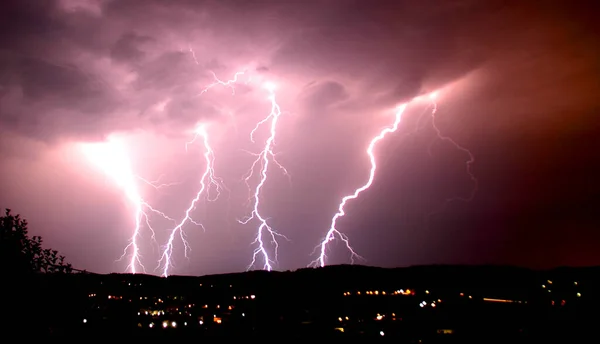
(157, 124), (224, 277)
(426, 92), (478, 211)
(156, 70), (242, 277)
(80, 138), (175, 274)
(239, 82), (290, 271)
(310, 104), (409, 268)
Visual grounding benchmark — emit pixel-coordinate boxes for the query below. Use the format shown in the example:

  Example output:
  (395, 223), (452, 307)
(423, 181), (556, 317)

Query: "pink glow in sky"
(0, 0), (599, 274)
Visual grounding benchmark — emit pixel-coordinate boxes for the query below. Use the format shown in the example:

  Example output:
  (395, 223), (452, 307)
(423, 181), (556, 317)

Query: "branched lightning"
(426, 92), (478, 211)
(156, 69), (245, 277)
(157, 124), (224, 277)
(310, 104), (409, 268)
(81, 139), (175, 274)
(238, 83), (290, 271)
(194, 70), (291, 271)
(198, 70), (250, 96)
(137, 174), (182, 189)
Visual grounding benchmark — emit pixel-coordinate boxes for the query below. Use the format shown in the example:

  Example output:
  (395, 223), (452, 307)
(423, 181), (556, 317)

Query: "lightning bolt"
(157, 124), (224, 277)
(80, 138), (175, 274)
(425, 92), (478, 212)
(137, 174), (182, 189)
(156, 69), (249, 277)
(238, 82), (290, 271)
(198, 70), (250, 96)
(310, 104), (409, 268)
(188, 45), (199, 65)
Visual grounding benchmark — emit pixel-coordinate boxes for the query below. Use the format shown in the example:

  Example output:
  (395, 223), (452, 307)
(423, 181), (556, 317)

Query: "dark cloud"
(0, 0), (512, 142)
(164, 96), (220, 127)
(0, 1), (63, 42)
(299, 81), (349, 115)
(18, 58), (108, 104)
(110, 32), (154, 64)
(0, 0), (599, 274)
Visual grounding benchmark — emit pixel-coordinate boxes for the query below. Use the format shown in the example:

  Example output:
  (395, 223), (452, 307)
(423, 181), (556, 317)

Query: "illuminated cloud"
(0, 0), (598, 273)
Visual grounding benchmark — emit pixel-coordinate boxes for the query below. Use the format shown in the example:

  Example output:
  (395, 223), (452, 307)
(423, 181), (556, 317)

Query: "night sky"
(1, 0), (599, 276)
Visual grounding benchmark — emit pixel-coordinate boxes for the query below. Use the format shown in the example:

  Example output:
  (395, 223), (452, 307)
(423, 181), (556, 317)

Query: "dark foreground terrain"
(5, 265), (599, 341)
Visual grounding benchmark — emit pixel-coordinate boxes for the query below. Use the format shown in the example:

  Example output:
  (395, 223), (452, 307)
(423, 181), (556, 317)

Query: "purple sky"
(1, 0), (599, 276)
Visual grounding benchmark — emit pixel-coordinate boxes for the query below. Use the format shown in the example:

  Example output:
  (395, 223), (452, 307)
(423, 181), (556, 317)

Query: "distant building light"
(241, 313), (245, 317)
(437, 329), (453, 334)
(199, 320), (203, 325)
(577, 293), (581, 297)
(380, 331), (385, 336)
(425, 290), (430, 294)
(171, 321), (177, 328)
(574, 281), (578, 286)
(250, 295), (256, 299)
(149, 323), (154, 328)
(83, 319), (87, 324)
(162, 321), (168, 328)
(483, 298), (514, 303)
(338, 317), (342, 322)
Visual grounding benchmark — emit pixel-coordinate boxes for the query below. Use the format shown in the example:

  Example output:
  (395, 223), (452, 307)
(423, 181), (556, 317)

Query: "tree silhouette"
(2, 209), (79, 335)
(1, 208), (72, 275)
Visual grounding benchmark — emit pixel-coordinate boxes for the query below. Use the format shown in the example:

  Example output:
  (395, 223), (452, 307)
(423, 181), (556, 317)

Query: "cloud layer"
(1, 0), (599, 274)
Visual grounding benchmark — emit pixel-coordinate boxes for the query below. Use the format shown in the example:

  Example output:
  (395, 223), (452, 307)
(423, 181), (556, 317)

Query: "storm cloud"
(0, 0), (598, 275)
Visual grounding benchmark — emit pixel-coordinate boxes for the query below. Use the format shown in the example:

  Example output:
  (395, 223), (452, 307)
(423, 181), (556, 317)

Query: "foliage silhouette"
(1, 208), (73, 275)
(1, 209), (80, 335)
